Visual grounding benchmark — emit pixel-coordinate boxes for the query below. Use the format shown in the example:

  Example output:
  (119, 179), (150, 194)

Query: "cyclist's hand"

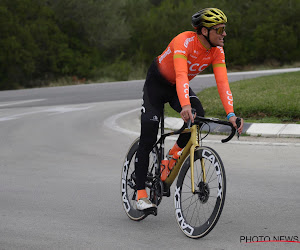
(229, 116), (244, 134)
(180, 105), (195, 123)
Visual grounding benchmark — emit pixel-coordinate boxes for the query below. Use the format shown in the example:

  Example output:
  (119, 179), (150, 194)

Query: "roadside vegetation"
(0, 0), (299, 90)
(165, 71), (300, 124)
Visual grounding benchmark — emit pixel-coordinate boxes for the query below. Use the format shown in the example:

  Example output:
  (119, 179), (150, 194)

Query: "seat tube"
(161, 106), (165, 157)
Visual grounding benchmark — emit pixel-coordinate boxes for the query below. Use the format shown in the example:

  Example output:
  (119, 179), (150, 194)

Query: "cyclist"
(135, 8), (244, 210)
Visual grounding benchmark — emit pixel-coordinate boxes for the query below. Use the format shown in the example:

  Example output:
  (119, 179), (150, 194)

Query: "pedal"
(163, 188), (170, 197)
(163, 183), (171, 197)
(143, 207), (157, 217)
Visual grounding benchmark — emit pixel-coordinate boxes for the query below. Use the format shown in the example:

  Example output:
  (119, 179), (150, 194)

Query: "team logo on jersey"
(159, 47), (172, 63)
(184, 37), (194, 48)
(187, 61), (209, 73)
(226, 91), (233, 106)
(175, 50), (186, 54)
(217, 46), (225, 54)
(183, 83), (189, 98)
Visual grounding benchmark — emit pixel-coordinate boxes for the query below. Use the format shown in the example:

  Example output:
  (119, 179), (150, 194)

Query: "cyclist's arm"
(213, 62), (244, 133)
(212, 64), (234, 115)
(173, 55), (190, 107)
(173, 55), (194, 122)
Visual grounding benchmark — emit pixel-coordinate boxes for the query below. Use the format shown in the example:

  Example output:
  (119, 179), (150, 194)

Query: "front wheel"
(174, 146), (226, 238)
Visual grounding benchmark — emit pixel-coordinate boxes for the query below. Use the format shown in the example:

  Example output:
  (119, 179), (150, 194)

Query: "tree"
(0, 0), (99, 89)
(48, 0), (130, 56)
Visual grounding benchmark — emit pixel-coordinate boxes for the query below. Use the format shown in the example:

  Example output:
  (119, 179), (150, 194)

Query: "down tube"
(164, 140), (193, 189)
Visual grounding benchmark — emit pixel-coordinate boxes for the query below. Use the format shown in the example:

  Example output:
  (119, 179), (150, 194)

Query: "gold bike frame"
(164, 124), (206, 193)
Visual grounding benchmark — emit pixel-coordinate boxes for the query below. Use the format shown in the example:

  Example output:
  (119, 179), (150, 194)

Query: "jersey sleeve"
(173, 35), (191, 107)
(212, 47), (234, 115)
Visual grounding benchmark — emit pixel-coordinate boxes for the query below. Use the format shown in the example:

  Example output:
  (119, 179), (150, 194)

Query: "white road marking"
(104, 108), (140, 137)
(0, 105), (93, 122)
(0, 99), (46, 107)
(46, 106), (93, 115)
(105, 108), (300, 147)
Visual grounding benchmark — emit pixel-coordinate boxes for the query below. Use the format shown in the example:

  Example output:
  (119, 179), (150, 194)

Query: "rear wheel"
(121, 138), (160, 221)
(175, 146), (226, 238)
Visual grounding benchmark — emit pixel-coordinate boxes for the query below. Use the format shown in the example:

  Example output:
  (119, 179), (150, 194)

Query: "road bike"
(121, 109), (240, 238)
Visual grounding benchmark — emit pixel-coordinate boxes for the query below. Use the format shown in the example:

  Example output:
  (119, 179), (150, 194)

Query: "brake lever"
(187, 119), (192, 129)
(187, 108), (197, 129)
(236, 117), (241, 140)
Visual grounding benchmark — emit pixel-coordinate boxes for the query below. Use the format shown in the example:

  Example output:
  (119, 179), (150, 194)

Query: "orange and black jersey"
(157, 31), (234, 115)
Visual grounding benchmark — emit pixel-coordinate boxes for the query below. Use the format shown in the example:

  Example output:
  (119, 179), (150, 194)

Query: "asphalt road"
(1, 68), (299, 108)
(0, 69), (299, 249)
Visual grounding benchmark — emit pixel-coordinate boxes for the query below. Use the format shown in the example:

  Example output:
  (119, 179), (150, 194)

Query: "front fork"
(189, 125), (206, 193)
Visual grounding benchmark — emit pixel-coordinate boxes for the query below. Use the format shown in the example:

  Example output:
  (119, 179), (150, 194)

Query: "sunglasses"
(209, 26), (226, 35)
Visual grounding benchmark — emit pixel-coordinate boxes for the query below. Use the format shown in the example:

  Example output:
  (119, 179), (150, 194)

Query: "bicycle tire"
(121, 138), (160, 221)
(174, 146), (226, 238)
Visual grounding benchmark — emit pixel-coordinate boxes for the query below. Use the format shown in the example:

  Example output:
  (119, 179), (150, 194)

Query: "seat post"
(161, 106), (165, 137)
(160, 106), (165, 157)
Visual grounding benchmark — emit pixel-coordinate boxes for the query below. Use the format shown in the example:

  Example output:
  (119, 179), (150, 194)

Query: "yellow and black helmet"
(192, 8), (227, 29)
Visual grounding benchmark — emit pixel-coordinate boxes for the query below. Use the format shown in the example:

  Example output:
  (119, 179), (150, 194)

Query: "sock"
(169, 143), (182, 155)
(137, 189), (148, 200)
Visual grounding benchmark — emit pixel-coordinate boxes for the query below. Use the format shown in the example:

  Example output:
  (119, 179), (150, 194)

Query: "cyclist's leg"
(169, 87), (205, 148)
(135, 62), (165, 193)
(135, 85), (165, 210)
(135, 111), (160, 191)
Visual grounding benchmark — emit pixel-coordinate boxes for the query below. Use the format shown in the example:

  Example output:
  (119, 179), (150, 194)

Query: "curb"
(165, 117), (300, 138)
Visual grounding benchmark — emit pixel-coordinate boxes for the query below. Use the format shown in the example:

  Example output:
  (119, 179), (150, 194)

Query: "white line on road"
(0, 105), (93, 122)
(105, 108), (300, 147)
(0, 99), (46, 107)
(104, 107), (140, 137)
